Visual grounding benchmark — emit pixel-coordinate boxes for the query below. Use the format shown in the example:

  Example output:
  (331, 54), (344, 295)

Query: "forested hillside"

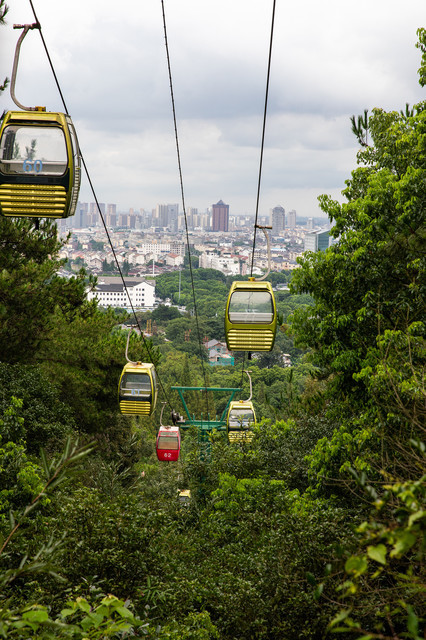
(0, 24), (424, 640)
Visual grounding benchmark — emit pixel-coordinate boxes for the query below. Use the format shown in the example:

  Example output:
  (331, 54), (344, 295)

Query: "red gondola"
(156, 426), (181, 462)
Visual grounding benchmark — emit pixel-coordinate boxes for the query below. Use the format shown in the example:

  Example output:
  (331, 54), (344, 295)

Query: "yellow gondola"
(227, 400), (256, 443)
(0, 109), (81, 219)
(118, 361), (158, 416)
(225, 280), (277, 352)
(178, 489), (191, 505)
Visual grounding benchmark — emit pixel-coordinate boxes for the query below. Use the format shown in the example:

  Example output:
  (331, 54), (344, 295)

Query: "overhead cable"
(250, 0), (277, 277)
(161, 0), (211, 415)
(26, 0), (174, 412)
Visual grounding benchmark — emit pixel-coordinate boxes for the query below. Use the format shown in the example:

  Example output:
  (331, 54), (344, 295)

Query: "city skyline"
(59, 198), (331, 235)
(72, 199), (327, 220)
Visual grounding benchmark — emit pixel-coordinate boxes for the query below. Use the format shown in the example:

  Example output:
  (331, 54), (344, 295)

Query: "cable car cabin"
(0, 110), (81, 219)
(156, 426), (181, 462)
(225, 280), (277, 352)
(227, 400), (256, 443)
(178, 489), (191, 505)
(118, 362), (157, 416)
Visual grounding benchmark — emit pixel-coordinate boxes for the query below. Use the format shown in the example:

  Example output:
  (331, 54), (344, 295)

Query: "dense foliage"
(0, 25), (424, 640)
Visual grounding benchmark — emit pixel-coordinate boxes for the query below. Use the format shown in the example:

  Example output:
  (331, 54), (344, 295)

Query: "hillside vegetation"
(0, 27), (424, 640)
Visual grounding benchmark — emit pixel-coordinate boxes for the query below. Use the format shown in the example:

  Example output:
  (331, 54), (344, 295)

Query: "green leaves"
(0, 595), (149, 639)
(344, 555), (368, 576)
(366, 544), (386, 565)
(416, 28), (426, 87)
(0, 218), (93, 364)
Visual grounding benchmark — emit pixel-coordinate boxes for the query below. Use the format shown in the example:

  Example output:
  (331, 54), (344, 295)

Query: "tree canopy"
(0, 26), (424, 640)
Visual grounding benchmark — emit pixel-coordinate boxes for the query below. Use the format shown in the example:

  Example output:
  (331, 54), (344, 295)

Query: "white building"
(170, 241), (185, 256)
(138, 243), (170, 255)
(199, 253), (240, 275)
(87, 280), (155, 309)
(135, 242), (185, 257)
(165, 253), (184, 267)
(127, 252), (146, 266)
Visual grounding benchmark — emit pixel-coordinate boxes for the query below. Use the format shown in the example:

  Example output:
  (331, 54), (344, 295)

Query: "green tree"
(291, 104), (425, 407)
(89, 239), (104, 251)
(37, 309), (163, 442)
(416, 27), (426, 87)
(184, 251), (200, 269)
(0, 398), (45, 525)
(122, 259), (131, 276)
(0, 363), (77, 454)
(290, 34), (426, 639)
(0, 218), (95, 363)
(152, 304), (182, 323)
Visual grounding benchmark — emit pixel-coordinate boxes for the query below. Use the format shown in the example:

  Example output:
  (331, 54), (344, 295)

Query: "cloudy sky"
(1, 0), (424, 218)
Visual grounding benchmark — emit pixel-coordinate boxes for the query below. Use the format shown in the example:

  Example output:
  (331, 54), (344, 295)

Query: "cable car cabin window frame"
(157, 435), (180, 450)
(228, 408), (256, 430)
(151, 366), (158, 394)
(0, 124), (68, 176)
(228, 289), (274, 325)
(227, 400), (256, 443)
(119, 372), (152, 400)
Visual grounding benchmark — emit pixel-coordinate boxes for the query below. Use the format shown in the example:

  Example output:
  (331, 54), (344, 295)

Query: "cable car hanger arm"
(11, 23), (42, 111)
(253, 225), (272, 282)
(125, 327), (138, 364)
(244, 370), (253, 403)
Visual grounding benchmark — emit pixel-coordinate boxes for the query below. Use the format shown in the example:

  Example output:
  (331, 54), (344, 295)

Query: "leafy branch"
(350, 109), (369, 147)
(0, 437), (94, 558)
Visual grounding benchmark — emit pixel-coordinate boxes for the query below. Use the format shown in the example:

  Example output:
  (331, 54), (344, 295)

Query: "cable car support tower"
(171, 385), (241, 460)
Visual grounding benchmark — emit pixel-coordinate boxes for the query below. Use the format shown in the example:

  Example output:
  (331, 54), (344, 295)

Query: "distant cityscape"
(57, 199), (328, 236)
(57, 199), (333, 307)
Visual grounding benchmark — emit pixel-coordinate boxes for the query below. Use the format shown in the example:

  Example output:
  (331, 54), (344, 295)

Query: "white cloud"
(1, 0), (424, 216)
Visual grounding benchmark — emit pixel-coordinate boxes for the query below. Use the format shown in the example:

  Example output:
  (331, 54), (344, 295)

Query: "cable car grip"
(13, 23), (40, 30)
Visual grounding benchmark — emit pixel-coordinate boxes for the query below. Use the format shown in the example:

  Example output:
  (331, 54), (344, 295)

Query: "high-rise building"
(212, 200), (229, 232)
(287, 209), (297, 229)
(139, 209), (152, 228)
(118, 213), (129, 227)
(106, 212), (117, 227)
(304, 229), (330, 252)
(155, 204), (168, 227)
(270, 205), (285, 236)
(155, 204), (179, 230)
(89, 202), (105, 226)
(187, 207), (198, 229)
(106, 203), (117, 228)
(72, 201), (88, 228)
(167, 204), (179, 232)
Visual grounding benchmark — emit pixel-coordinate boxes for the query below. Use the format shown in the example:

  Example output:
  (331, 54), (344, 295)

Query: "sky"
(1, 0), (425, 218)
